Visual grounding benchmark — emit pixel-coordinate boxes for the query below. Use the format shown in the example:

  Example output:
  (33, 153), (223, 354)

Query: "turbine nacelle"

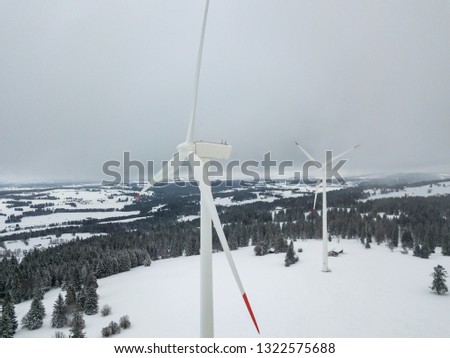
(195, 141), (232, 160)
(177, 141), (232, 160)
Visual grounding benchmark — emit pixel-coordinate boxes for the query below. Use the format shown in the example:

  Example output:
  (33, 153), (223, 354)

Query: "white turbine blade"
(135, 154), (181, 200)
(313, 182), (321, 211)
(185, 0), (210, 143)
(294, 141), (317, 162)
(193, 155), (260, 334)
(325, 144), (361, 166)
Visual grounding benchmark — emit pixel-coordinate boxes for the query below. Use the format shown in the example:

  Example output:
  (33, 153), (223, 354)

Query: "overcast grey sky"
(1, 0), (449, 182)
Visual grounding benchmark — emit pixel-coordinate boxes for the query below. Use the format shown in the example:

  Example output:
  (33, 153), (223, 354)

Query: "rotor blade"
(325, 144), (361, 166)
(185, 0), (210, 143)
(313, 182), (321, 211)
(294, 141), (317, 162)
(193, 155), (260, 334)
(135, 154), (182, 201)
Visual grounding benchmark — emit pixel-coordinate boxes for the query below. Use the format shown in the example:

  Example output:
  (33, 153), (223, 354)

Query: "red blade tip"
(134, 194), (140, 201)
(242, 293), (260, 334)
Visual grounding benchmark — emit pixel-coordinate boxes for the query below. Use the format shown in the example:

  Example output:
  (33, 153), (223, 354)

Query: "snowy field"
(13, 239), (450, 338)
(0, 187), (138, 234)
(363, 183), (450, 201)
(213, 186), (342, 207)
(0, 233), (107, 259)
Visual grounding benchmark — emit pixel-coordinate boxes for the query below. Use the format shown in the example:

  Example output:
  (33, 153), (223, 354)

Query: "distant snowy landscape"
(362, 182), (450, 201)
(1, 178), (450, 338)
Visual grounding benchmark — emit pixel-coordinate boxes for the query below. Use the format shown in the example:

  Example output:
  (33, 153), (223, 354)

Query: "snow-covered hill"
(13, 239), (450, 338)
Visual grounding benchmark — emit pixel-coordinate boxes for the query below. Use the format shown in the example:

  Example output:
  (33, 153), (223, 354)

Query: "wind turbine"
(295, 142), (360, 272)
(135, 0), (260, 338)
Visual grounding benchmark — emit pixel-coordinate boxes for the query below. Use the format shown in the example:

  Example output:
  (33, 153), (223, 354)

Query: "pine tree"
(84, 285), (99, 315)
(65, 284), (77, 312)
(84, 271), (98, 289)
(284, 241), (299, 267)
(51, 293), (68, 328)
(22, 295), (45, 330)
(10, 270), (23, 304)
(274, 235), (288, 253)
(442, 233), (450, 256)
(413, 243), (421, 257)
(420, 243), (431, 259)
(70, 308), (86, 338)
(1, 292), (18, 338)
(77, 288), (87, 311)
(254, 245), (264, 256)
(430, 265), (448, 295)
(401, 230), (414, 250)
(143, 253), (151, 267)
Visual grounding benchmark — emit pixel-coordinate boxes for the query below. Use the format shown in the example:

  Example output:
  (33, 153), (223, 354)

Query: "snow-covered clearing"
(362, 183), (450, 201)
(177, 215), (200, 223)
(0, 187), (136, 233)
(0, 233), (107, 259)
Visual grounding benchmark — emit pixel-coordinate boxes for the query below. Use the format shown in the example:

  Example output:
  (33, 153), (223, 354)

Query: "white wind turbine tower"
(295, 142), (360, 272)
(135, 0), (260, 338)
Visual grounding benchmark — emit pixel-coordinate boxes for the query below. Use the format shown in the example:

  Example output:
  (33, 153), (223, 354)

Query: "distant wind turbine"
(135, 0), (259, 338)
(295, 142), (360, 272)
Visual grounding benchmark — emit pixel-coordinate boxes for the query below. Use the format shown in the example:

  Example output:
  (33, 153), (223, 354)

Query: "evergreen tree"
(284, 241), (299, 267)
(51, 293), (68, 328)
(84, 285), (99, 315)
(65, 284), (77, 312)
(117, 252), (131, 272)
(10, 269), (23, 304)
(84, 271), (98, 289)
(413, 243), (422, 257)
(95, 259), (107, 278)
(430, 265), (448, 295)
(22, 295), (45, 330)
(420, 243), (431, 259)
(71, 268), (83, 292)
(442, 233), (450, 256)
(77, 289), (87, 311)
(401, 230), (414, 250)
(254, 245), (264, 256)
(1, 292), (18, 338)
(143, 253), (152, 267)
(70, 308), (86, 338)
(274, 235), (288, 253)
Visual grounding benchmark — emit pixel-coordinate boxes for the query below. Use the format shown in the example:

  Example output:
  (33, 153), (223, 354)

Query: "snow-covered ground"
(177, 215), (200, 222)
(13, 239), (450, 338)
(362, 183), (450, 201)
(0, 233), (107, 258)
(0, 187), (137, 234)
